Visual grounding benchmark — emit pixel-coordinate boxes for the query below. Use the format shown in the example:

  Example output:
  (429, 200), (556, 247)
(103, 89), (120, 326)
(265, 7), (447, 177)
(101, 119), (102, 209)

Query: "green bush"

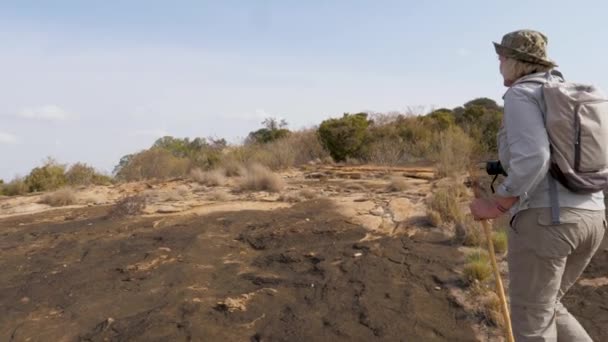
(318, 113), (370, 162)
(25, 159), (67, 192)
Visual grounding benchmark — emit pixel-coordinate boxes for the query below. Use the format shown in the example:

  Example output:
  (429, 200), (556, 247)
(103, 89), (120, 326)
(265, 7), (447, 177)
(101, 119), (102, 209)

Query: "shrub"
(479, 291), (504, 328)
(66, 163), (112, 186)
(455, 215), (483, 247)
(492, 229), (508, 254)
(364, 136), (406, 166)
(318, 113), (370, 162)
(435, 126), (474, 178)
(2, 178), (28, 196)
(299, 189), (317, 200)
(190, 168), (227, 186)
(108, 195), (146, 218)
(25, 159), (67, 192)
(246, 118), (290, 144)
(278, 192), (304, 203)
(208, 190), (230, 201)
(463, 250), (492, 283)
(427, 209), (442, 227)
(115, 148), (191, 181)
(387, 177), (409, 192)
(220, 158), (246, 177)
(40, 188), (77, 207)
(427, 183), (467, 225)
(238, 164), (285, 193)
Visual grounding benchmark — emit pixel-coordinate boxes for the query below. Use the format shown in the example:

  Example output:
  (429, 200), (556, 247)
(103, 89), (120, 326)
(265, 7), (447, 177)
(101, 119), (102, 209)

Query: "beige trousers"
(508, 207), (606, 342)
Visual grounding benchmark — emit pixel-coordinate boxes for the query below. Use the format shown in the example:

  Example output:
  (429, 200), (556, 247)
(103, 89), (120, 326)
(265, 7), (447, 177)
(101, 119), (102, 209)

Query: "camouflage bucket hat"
(493, 29), (557, 67)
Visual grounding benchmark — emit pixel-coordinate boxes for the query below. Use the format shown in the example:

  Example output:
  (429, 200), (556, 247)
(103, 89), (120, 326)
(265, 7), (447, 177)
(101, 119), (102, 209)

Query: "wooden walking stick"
(470, 171), (515, 342)
(480, 219), (514, 342)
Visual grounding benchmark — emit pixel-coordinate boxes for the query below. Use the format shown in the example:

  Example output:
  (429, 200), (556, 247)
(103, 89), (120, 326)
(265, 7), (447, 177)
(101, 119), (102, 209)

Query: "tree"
(25, 158), (67, 192)
(318, 113), (370, 162)
(246, 117), (290, 144)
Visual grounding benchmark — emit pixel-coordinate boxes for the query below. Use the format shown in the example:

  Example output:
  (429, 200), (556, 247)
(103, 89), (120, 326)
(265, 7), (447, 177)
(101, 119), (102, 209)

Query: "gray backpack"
(517, 71), (608, 194)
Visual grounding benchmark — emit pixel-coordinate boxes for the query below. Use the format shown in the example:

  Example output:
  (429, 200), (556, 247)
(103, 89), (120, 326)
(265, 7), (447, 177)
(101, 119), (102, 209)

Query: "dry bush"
(427, 209), (442, 227)
(2, 177), (28, 196)
(162, 190), (184, 202)
(278, 192), (304, 203)
(427, 182), (467, 226)
(286, 129), (331, 166)
(238, 164), (285, 193)
(65, 163), (112, 186)
(345, 183), (367, 192)
(220, 158), (246, 177)
(366, 137), (407, 166)
(455, 215), (483, 246)
(299, 189), (317, 200)
(108, 195), (146, 218)
(481, 291), (504, 327)
(40, 188), (77, 207)
(208, 190), (230, 201)
(435, 126), (474, 178)
(470, 289), (504, 328)
(115, 148), (191, 181)
(387, 176), (409, 192)
(175, 185), (190, 197)
(190, 168), (227, 187)
(463, 250), (492, 283)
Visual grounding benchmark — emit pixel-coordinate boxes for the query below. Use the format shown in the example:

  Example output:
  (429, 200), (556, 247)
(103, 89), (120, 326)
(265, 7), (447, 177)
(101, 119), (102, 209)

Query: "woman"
(470, 29), (606, 341)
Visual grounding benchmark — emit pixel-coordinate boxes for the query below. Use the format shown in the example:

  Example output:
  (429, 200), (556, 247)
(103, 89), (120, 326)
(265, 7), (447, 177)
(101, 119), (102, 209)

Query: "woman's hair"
(500, 57), (552, 82)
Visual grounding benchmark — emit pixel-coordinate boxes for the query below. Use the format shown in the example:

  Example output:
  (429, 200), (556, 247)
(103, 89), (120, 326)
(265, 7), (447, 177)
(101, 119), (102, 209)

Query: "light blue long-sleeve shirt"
(497, 71), (604, 213)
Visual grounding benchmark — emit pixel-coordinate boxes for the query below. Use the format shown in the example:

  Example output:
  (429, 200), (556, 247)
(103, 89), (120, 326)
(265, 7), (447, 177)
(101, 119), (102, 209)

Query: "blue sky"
(1, 0), (607, 180)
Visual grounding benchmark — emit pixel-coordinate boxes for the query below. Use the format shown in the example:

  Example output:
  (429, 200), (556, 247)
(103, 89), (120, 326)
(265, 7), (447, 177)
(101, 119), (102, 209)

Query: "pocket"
(509, 213), (519, 233)
(534, 209), (577, 259)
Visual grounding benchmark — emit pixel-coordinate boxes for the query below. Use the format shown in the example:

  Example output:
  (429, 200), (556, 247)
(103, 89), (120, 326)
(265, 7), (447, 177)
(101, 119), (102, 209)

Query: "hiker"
(469, 29), (606, 341)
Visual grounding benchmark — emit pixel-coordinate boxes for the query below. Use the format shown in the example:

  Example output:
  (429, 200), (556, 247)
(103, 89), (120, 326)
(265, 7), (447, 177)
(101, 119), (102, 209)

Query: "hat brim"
(493, 42), (558, 67)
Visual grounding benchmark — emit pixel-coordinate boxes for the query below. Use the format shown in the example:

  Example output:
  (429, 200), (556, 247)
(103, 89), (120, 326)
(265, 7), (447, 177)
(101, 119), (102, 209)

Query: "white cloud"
(457, 48), (471, 57)
(18, 105), (70, 121)
(0, 132), (18, 144)
(133, 129), (169, 137)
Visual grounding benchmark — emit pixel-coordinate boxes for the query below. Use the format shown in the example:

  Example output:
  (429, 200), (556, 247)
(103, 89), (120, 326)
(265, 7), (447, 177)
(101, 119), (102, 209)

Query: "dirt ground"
(0, 166), (606, 341)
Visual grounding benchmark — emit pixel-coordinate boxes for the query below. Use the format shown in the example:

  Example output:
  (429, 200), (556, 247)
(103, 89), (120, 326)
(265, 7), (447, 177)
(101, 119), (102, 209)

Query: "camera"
(486, 160), (507, 176)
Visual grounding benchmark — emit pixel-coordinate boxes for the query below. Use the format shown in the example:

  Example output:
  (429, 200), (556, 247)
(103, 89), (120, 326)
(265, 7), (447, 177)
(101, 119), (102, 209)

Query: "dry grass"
(492, 229), (508, 254)
(208, 190), (230, 201)
(278, 192), (304, 203)
(238, 164), (285, 193)
(427, 209), (442, 227)
(387, 176), (409, 192)
(190, 168), (227, 187)
(455, 215), (483, 246)
(220, 159), (246, 177)
(463, 250), (492, 283)
(427, 182), (467, 226)
(40, 188), (77, 207)
(479, 290), (504, 327)
(108, 195), (146, 218)
(435, 126), (474, 178)
(299, 189), (317, 200)
(345, 183), (367, 192)
(1, 178), (28, 196)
